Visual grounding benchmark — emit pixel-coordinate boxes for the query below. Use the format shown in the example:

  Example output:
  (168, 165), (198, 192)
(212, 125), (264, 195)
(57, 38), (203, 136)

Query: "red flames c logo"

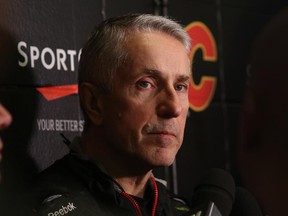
(185, 21), (217, 112)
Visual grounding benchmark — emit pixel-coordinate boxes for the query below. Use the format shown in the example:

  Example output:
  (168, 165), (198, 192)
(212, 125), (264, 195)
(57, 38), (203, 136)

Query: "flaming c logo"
(185, 21), (217, 112)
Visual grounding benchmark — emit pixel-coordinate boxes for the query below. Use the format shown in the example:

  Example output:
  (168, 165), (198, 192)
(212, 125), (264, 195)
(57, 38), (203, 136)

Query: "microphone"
(230, 187), (263, 216)
(184, 168), (236, 216)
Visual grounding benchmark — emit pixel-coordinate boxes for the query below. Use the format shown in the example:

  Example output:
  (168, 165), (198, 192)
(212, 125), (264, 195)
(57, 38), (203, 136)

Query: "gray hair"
(78, 13), (191, 93)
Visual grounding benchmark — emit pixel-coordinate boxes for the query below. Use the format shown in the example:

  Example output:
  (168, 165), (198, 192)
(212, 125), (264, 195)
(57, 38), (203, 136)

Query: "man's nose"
(156, 87), (182, 118)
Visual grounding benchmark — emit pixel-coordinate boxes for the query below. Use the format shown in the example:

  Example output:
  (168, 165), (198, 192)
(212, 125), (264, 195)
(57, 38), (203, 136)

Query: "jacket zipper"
(151, 177), (159, 216)
(120, 191), (143, 216)
(119, 177), (159, 216)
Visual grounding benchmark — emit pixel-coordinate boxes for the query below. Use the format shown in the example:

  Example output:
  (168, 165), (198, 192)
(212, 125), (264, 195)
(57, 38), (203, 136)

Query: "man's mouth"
(148, 131), (176, 137)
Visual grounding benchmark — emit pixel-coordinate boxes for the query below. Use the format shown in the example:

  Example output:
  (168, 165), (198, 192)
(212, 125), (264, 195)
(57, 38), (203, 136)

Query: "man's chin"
(152, 158), (175, 168)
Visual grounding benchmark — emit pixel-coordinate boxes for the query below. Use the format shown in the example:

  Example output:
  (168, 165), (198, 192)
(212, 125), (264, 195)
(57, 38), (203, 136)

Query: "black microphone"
(184, 168), (236, 216)
(230, 187), (263, 216)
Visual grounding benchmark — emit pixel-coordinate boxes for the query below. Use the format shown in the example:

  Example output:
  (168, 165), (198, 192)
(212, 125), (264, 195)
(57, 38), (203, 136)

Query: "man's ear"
(79, 82), (104, 125)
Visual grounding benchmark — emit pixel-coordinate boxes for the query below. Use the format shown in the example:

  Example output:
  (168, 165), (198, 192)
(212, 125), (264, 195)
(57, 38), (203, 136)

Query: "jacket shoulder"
(24, 155), (100, 216)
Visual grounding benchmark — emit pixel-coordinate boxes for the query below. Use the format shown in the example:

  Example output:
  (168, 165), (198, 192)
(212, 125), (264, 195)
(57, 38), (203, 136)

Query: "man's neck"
(114, 173), (153, 198)
(80, 131), (154, 198)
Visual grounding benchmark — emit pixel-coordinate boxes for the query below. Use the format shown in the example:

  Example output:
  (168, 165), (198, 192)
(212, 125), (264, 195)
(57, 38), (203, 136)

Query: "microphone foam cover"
(230, 187), (263, 216)
(191, 168), (236, 216)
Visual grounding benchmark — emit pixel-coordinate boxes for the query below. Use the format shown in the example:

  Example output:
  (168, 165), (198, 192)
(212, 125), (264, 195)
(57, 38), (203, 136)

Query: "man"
(0, 103), (12, 169)
(26, 13), (192, 216)
(238, 7), (288, 216)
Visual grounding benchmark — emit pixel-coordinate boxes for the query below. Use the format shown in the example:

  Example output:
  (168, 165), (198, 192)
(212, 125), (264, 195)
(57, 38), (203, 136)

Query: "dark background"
(0, 0), (287, 215)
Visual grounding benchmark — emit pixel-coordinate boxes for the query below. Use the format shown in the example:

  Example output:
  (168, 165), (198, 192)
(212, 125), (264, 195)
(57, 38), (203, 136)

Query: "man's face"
(101, 32), (190, 168)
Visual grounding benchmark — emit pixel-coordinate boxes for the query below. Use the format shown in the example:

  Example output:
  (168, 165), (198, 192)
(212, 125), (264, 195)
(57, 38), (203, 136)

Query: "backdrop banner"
(0, 0), (287, 215)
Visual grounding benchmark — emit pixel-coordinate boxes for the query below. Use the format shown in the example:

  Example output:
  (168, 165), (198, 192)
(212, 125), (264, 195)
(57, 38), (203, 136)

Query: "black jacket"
(23, 154), (190, 216)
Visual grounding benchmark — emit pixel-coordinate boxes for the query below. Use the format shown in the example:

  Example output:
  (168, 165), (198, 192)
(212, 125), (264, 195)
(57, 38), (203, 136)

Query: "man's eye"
(138, 81), (152, 89)
(175, 84), (188, 91)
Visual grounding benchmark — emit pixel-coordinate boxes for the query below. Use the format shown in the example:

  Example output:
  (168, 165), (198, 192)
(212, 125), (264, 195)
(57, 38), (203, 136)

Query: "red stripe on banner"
(36, 84), (78, 101)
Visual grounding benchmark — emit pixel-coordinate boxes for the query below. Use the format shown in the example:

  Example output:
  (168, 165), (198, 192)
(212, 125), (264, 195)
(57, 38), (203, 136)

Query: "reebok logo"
(48, 202), (76, 216)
